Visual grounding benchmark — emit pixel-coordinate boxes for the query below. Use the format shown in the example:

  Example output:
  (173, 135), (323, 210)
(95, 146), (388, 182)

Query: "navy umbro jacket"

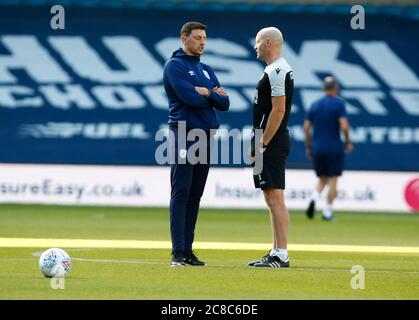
(163, 48), (230, 131)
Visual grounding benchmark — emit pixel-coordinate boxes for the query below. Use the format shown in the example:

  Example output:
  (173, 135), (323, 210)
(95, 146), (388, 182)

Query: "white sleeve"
(267, 68), (286, 97)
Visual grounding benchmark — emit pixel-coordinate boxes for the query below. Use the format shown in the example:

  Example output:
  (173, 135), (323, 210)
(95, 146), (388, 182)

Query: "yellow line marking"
(0, 238), (419, 254)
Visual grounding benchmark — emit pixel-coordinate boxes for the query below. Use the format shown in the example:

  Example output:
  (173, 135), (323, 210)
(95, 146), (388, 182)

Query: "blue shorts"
(313, 153), (344, 177)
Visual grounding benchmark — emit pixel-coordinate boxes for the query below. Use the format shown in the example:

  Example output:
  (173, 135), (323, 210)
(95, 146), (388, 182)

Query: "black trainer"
(248, 252), (271, 267)
(306, 200), (315, 219)
(184, 251), (206, 266)
(253, 255), (289, 268)
(170, 251), (185, 267)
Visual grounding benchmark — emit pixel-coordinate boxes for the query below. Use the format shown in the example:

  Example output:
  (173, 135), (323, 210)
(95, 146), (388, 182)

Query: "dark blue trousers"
(169, 125), (211, 254)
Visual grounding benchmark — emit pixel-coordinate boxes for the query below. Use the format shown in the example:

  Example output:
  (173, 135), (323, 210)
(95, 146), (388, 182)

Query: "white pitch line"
(1, 237), (419, 254)
(31, 251), (162, 265)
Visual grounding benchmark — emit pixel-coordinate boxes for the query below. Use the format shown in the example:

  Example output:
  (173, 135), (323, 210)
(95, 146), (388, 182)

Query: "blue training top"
(307, 95), (348, 155)
(163, 48), (229, 131)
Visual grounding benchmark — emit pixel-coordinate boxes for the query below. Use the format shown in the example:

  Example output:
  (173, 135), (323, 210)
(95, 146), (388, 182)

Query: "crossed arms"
(164, 60), (229, 111)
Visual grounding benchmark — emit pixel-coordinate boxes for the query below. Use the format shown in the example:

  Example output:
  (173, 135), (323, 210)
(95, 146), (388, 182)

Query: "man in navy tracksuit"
(304, 76), (353, 221)
(163, 22), (229, 266)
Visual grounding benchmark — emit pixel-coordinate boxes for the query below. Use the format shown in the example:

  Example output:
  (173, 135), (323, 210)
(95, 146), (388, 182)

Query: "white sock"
(273, 248), (288, 262)
(323, 203), (333, 218)
(269, 248), (275, 256)
(311, 191), (320, 203)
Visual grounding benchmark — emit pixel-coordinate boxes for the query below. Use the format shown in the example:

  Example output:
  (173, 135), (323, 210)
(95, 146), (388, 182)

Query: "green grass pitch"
(0, 204), (418, 299)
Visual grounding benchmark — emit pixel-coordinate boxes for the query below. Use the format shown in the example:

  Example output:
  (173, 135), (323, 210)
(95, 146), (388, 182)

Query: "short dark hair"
(181, 21), (207, 37)
(323, 76), (338, 91)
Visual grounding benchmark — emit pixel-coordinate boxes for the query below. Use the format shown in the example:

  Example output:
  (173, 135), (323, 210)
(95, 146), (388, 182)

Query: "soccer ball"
(39, 248), (71, 278)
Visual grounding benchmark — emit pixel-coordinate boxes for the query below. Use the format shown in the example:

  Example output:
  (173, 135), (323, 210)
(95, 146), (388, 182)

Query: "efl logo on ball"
(39, 248), (71, 278)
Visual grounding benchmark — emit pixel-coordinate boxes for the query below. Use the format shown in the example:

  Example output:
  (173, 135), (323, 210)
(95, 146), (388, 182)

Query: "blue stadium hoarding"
(0, 6), (418, 171)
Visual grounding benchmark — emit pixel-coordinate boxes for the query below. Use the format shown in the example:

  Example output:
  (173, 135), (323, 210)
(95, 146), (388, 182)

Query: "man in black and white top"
(248, 27), (294, 268)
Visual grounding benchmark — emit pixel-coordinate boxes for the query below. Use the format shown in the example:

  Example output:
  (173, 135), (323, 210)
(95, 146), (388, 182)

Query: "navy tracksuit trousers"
(169, 125), (212, 254)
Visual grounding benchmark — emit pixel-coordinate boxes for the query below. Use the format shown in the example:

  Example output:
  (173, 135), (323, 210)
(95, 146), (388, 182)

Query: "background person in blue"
(303, 76), (353, 221)
(163, 22), (229, 266)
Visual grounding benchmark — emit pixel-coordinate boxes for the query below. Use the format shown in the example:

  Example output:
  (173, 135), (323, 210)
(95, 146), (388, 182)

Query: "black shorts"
(313, 153), (344, 177)
(253, 153), (288, 190)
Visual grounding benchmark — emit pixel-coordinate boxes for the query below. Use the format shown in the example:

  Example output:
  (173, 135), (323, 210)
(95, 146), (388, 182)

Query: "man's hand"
(248, 134), (266, 163)
(305, 146), (313, 160)
(195, 86), (210, 97)
(195, 86), (228, 98)
(345, 142), (354, 154)
(213, 86), (228, 96)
